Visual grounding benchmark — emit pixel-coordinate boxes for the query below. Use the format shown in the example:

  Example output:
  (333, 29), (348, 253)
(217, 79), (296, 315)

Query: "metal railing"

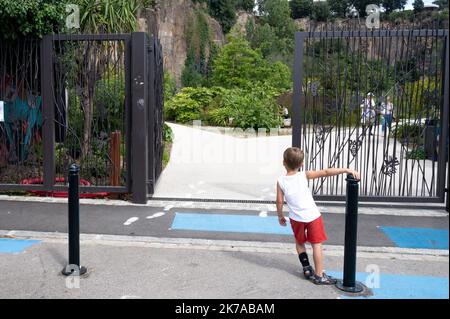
(0, 32), (163, 203)
(292, 25), (449, 202)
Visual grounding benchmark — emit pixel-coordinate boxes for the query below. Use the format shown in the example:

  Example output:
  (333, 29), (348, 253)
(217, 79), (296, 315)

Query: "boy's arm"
(276, 182), (287, 226)
(306, 168), (360, 181)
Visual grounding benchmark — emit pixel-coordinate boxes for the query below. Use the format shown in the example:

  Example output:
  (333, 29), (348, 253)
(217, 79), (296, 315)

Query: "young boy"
(276, 147), (360, 285)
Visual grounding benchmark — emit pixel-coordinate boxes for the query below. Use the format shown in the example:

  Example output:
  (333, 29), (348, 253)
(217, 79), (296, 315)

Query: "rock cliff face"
(141, 0), (225, 86)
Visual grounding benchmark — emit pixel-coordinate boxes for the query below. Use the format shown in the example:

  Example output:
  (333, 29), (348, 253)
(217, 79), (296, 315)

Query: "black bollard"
(62, 163), (87, 276)
(336, 173), (364, 293)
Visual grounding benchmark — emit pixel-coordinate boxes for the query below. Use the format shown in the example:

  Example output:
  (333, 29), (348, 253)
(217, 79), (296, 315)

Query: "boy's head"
(283, 147), (304, 171)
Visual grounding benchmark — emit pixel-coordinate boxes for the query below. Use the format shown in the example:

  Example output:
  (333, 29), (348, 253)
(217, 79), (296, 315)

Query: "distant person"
(381, 96), (393, 133)
(361, 92), (376, 136)
(276, 147), (360, 285)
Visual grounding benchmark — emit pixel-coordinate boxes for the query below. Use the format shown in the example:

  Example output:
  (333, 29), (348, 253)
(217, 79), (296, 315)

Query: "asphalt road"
(0, 200), (448, 248)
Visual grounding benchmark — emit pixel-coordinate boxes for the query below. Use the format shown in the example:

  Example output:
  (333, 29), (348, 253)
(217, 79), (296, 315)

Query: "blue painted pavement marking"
(171, 213), (293, 235)
(0, 238), (41, 253)
(379, 226), (449, 250)
(327, 271), (449, 299)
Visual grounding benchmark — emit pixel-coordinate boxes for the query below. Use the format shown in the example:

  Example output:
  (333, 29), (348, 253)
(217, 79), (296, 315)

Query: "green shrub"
(406, 146), (426, 160)
(163, 123), (174, 143)
(0, 0), (66, 39)
(207, 86), (282, 130)
(164, 87), (223, 123)
(391, 123), (423, 144)
(164, 71), (177, 101)
(212, 35), (292, 92)
(94, 73), (125, 133)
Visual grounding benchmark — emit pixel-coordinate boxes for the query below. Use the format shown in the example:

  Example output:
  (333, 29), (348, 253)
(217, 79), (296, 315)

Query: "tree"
(72, 0), (140, 158)
(329, 0), (351, 18)
(212, 35), (291, 91)
(289, 0), (313, 19)
(245, 19), (279, 58)
(351, 0), (381, 17)
(413, 0), (424, 13)
(257, 0), (296, 35)
(433, 0), (449, 9)
(236, 0), (255, 12)
(312, 0), (331, 22)
(212, 35), (265, 88)
(207, 0), (237, 34)
(382, 0), (407, 14)
(0, 0), (66, 39)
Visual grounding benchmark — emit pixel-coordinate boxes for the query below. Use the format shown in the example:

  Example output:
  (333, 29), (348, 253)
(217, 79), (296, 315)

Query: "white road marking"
(1, 195), (447, 217)
(123, 217), (139, 226)
(146, 212), (165, 219)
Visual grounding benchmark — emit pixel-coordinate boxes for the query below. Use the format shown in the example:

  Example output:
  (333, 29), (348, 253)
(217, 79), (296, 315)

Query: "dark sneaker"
(303, 266), (315, 279)
(311, 272), (338, 285)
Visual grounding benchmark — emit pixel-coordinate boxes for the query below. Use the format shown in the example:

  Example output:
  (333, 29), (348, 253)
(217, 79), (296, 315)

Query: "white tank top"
(277, 171), (321, 223)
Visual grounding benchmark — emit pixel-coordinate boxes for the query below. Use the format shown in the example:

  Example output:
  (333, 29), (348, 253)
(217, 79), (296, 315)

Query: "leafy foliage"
(206, 0), (237, 34)
(75, 0), (140, 33)
(165, 84), (283, 130)
(382, 0), (407, 14)
(165, 87), (223, 123)
(236, 0), (255, 12)
(413, 0), (425, 13)
(207, 85), (282, 130)
(0, 0), (66, 39)
(182, 8), (214, 87)
(289, 0), (312, 19)
(212, 35), (291, 91)
(164, 71), (177, 102)
(312, 0), (331, 22)
(329, 0), (351, 18)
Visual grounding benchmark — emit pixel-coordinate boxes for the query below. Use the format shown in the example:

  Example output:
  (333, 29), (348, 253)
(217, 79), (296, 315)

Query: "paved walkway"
(0, 198), (448, 298)
(1, 199), (448, 247)
(0, 230), (448, 299)
(154, 122), (289, 200)
(154, 122), (442, 201)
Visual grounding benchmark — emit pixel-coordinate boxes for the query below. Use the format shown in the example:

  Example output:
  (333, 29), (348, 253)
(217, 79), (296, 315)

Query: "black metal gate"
(147, 36), (164, 195)
(0, 32), (163, 204)
(292, 29), (449, 202)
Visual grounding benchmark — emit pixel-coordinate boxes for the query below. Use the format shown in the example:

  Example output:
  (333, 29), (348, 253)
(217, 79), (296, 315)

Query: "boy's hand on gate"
(347, 169), (360, 180)
(278, 215), (287, 227)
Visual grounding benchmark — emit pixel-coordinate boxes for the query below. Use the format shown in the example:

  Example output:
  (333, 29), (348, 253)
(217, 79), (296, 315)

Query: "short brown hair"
(283, 147), (304, 170)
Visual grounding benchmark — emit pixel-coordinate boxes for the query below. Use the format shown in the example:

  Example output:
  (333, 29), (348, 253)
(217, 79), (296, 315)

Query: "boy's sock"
(298, 252), (310, 268)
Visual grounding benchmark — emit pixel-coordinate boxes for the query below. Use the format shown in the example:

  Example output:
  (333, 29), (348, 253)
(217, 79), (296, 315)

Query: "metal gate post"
(130, 32), (148, 204)
(147, 36), (156, 195)
(41, 35), (55, 189)
(292, 32), (306, 149)
(438, 33), (449, 202)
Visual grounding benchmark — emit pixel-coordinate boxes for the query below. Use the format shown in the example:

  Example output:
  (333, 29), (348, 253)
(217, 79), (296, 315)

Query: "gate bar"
(130, 32), (148, 204)
(41, 35), (55, 188)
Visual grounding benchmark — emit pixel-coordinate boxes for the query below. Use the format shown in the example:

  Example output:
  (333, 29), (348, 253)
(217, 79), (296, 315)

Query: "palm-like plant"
(68, 0), (141, 158)
(78, 0), (140, 34)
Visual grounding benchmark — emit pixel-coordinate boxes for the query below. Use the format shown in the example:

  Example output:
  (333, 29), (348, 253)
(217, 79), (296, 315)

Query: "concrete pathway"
(154, 122), (443, 201)
(154, 122), (290, 200)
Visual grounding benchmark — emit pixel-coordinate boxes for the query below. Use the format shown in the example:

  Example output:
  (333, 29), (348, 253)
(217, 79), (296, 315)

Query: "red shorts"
(290, 215), (327, 244)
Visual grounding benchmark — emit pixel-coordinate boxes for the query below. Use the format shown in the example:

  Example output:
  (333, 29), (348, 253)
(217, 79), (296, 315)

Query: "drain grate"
(147, 196), (447, 210)
(148, 197), (278, 204)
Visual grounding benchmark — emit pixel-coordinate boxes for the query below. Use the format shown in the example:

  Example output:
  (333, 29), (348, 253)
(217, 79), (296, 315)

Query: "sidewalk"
(0, 196), (448, 299)
(0, 231), (448, 299)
